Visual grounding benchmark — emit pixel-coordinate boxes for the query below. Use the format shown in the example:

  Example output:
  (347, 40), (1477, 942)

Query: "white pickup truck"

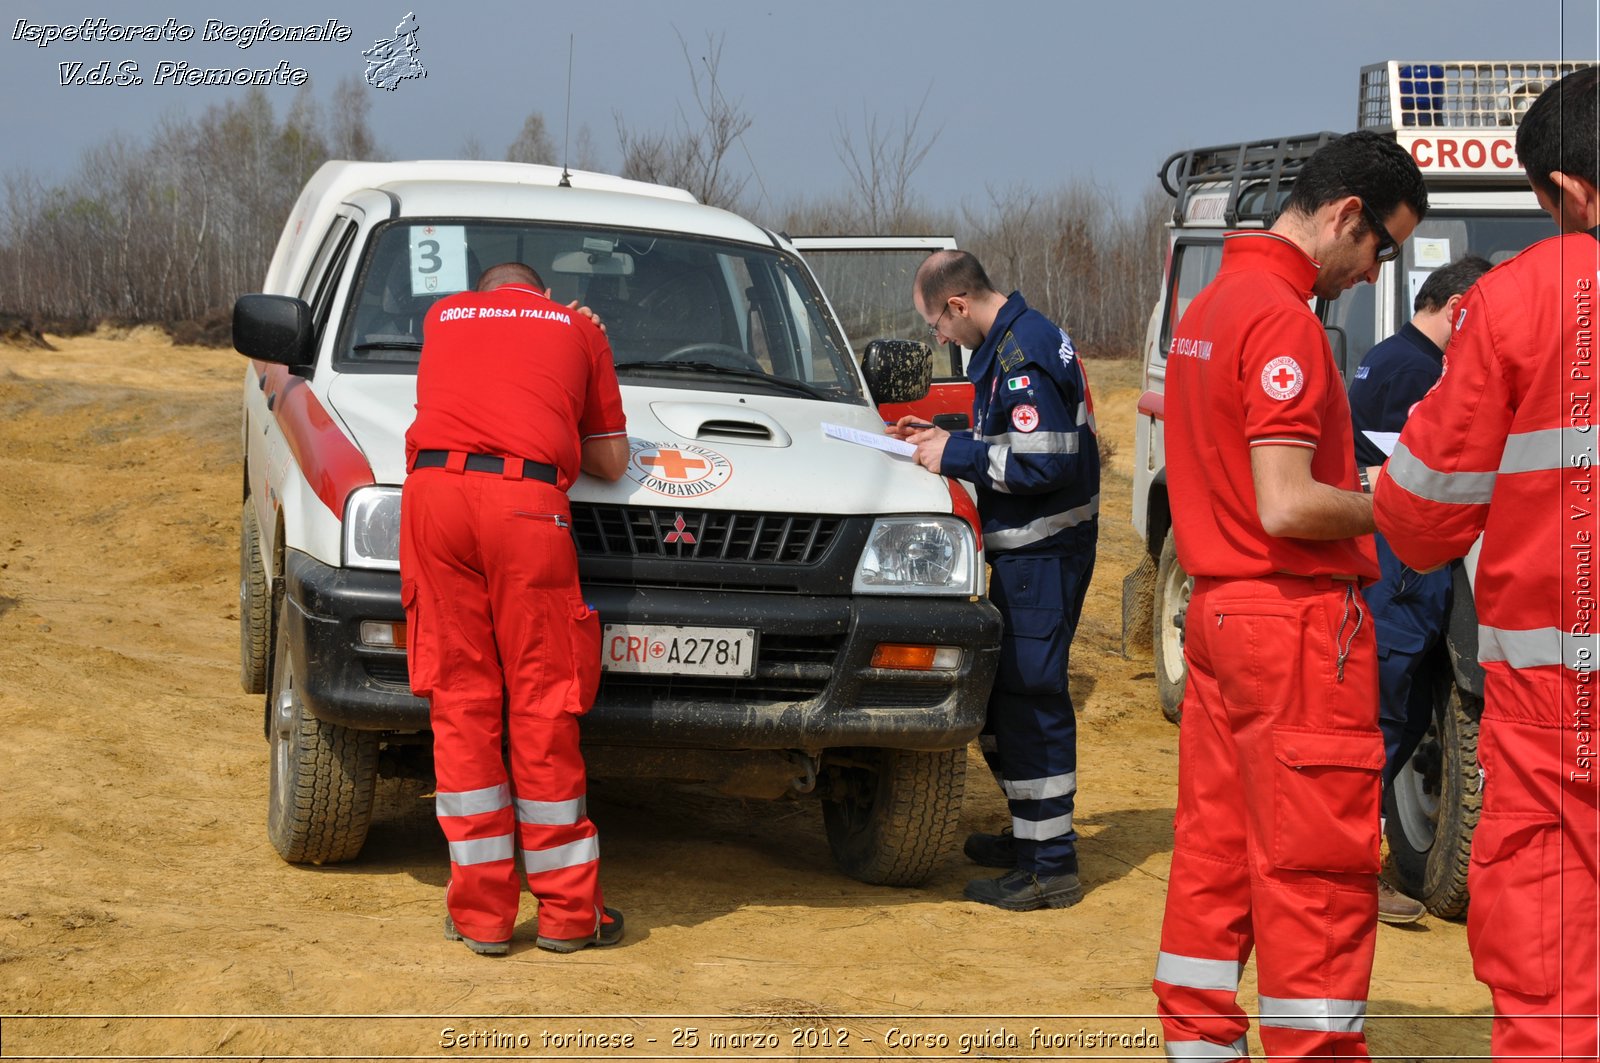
(1126, 60), (1589, 915)
(234, 159), (1001, 885)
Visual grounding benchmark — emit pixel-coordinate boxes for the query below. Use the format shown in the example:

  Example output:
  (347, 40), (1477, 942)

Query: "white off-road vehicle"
(1126, 60), (1589, 915)
(234, 160), (1002, 885)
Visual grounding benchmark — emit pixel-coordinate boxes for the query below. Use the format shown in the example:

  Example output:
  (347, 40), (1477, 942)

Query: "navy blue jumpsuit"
(940, 292), (1099, 876)
(1348, 321), (1453, 785)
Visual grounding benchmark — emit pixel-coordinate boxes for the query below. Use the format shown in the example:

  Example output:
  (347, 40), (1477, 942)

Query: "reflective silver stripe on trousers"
(434, 783), (512, 818)
(522, 834), (600, 874)
(1257, 996), (1367, 1033)
(1480, 624), (1600, 672)
(448, 833), (515, 865)
(1011, 811), (1073, 840)
(1165, 1036), (1248, 1060)
(1154, 951), (1244, 991)
(1002, 771), (1077, 801)
(986, 494), (1100, 551)
(1386, 441), (1496, 504)
(1498, 425), (1597, 474)
(516, 795), (587, 825)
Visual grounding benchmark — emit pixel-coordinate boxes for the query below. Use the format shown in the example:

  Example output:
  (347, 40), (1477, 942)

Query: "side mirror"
(1324, 323), (1349, 379)
(861, 338), (932, 404)
(234, 294), (315, 369)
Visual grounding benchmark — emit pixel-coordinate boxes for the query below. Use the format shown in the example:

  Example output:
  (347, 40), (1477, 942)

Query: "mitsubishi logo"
(663, 513), (697, 545)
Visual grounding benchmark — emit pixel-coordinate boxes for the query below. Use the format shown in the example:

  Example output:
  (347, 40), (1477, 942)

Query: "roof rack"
(1157, 132), (1337, 227)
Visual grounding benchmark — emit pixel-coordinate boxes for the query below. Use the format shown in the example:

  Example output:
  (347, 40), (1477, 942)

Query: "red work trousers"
(1469, 666), (1599, 1063)
(1154, 575), (1384, 1060)
(399, 465), (607, 944)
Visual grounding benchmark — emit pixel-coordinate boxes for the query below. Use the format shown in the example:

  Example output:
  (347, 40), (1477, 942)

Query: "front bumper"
(284, 549), (1000, 751)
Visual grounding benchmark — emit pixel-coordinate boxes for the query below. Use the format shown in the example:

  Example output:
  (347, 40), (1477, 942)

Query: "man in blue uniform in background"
(889, 249), (1099, 910)
(1348, 253), (1489, 924)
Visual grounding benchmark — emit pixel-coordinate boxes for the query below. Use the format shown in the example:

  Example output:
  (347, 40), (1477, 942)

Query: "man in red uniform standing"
(1151, 132), (1426, 1059)
(400, 261), (629, 956)
(1375, 66), (1600, 1062)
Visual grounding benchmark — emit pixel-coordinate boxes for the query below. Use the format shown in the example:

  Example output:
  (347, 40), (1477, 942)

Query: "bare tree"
(615, 30), (751, 209)
(505, 112), (555, 164)
(834, 91), (940, 232)
(329, 76), (382, 161)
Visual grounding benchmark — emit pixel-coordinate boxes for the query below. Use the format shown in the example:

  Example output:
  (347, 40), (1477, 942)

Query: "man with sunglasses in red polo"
(1151, 131), (1427, 1060)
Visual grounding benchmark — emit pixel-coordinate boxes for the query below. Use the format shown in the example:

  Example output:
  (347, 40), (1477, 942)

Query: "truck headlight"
(852, 517), (979, 596)
(344, 486), (402, 571)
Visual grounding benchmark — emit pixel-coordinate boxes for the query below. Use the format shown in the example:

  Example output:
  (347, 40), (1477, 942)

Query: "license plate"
(601, 624), (756, 677)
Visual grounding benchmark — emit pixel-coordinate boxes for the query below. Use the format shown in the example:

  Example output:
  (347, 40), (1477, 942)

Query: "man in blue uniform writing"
(888, 249), (1100, 910)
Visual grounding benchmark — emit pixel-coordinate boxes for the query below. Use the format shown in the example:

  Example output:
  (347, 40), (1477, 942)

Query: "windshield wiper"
(614, 360), (835, 400)
(352, 338), (423, 352)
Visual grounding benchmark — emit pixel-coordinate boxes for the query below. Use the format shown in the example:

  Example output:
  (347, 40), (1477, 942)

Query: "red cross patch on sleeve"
(1260, 356), (1305, 401)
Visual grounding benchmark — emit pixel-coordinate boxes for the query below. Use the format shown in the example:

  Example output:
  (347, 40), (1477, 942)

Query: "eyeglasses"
(1337, 168), (1401, 264)
(927, 292), (966, 340)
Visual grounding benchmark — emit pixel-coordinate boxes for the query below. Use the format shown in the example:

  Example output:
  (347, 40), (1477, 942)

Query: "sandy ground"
(0, 333), (1491, 1061)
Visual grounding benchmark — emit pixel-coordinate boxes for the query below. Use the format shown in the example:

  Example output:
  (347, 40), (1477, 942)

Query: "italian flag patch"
(1007, 375), (1031, 391)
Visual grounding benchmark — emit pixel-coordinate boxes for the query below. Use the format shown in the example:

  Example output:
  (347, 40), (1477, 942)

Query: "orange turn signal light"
(871, 644), (961, 670)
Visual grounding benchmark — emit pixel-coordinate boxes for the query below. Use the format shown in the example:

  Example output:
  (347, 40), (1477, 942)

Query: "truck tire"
(822, 747), (965, 887)
(240, 501), (272, 695)
(1384, 681), (1481, 918)
(266, 597), (378, 864)
(1154, 529), (1191, 725)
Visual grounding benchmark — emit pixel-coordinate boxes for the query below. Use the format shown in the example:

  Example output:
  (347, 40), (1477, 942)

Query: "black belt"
(412, 450), (558, 485)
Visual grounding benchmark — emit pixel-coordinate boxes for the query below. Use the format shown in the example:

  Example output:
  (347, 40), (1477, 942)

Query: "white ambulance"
(1128, 60), (1590, 915)
(234, 160), (1000, 885)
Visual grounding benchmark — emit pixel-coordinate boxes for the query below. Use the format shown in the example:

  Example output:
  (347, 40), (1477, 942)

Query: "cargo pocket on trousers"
(1467, 813), (1559, 997)
(400, 578), (438, 698)
(997, 604), (1067, 694)
(569, 598), (602, 713)
(1271, 726), (1385, 873)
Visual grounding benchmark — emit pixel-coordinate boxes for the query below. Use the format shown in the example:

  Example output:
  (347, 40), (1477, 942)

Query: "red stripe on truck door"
(258, 362), (375, 517)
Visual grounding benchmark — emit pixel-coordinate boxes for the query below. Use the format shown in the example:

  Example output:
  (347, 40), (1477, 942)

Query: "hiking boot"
(963, 828), (1017, 869)
(1377, 879), (1426, 925)
(963, 869), (1083, 911)
(536, 907), (625, 954)
(443, 914), (510, 956)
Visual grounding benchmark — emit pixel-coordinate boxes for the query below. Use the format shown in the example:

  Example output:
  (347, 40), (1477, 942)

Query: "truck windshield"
(1323, 209), (1557, 371)
(334, 220), (864, 403)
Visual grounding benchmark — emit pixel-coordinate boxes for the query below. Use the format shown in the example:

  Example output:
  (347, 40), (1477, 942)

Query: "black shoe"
(537, 907), (625, 953)
(963, 869), (1083, 911)
(443, 914), (510, 956)
(963, 828), (1017, 868)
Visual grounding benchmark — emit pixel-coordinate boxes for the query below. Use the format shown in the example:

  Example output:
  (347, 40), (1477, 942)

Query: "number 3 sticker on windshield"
(409, 225), (467, 295)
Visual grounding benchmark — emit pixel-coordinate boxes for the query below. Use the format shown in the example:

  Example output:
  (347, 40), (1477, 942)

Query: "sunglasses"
(1337, 168), (1401, 264)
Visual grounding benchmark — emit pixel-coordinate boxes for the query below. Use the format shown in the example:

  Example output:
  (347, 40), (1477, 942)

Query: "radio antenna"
(558, 35), (574, 187)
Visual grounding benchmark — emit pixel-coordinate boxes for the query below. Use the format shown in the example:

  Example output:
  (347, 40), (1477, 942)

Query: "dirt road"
(0, 333), (1490, 1060)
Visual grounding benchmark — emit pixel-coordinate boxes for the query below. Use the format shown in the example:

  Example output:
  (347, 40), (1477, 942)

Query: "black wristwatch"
(1357, 467), (1372, 494)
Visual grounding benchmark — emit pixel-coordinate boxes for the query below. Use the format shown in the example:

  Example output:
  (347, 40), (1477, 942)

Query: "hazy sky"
(3, 0), (1598, 214)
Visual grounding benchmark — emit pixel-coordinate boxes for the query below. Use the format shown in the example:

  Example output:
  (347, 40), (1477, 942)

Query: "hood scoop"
(648, 402), (792, 447)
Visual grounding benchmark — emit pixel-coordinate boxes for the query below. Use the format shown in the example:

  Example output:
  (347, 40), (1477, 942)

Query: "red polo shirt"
(1166, 231), (1377, 580)
(405, 283), (627, 491)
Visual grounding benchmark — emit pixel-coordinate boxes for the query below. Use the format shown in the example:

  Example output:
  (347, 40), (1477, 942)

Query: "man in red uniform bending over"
(1375, 66), (1600, 1061)
(400, 261), (629, 956)
(1152, 132), (1426, 1059)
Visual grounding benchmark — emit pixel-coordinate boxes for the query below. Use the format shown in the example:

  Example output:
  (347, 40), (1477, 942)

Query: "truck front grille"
(571, 503), (841, 565)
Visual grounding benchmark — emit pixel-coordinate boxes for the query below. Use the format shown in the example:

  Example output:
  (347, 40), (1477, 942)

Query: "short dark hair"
(1283, 130), (1429, 232)
(1414, 254), (1491, 314)
(915, 249), (996, 306)
(477, 261), (544, 292)
(1516, 66), (1600, 200)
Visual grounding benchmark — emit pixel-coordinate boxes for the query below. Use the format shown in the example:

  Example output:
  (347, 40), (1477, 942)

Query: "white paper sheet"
(1363, 430), (1401, 457)
(822, 422), (917, 458)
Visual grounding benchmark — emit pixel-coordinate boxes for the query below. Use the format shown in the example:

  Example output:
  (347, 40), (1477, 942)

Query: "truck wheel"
(240, 501), (272, 695)
(1154, 529), (1191, 725)
(1384, 682), (1481, 918)
(822, 747), (965, 887)
(266, 598), (378, 864)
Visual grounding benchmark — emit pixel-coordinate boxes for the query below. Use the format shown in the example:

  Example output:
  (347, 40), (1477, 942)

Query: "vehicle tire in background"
(822, 747), (965, 887)
(240, 501), (271, 695)
(266, 597), (378, 864)
(1384, 682), (1481, 918)
(1154, 529), (1191, 725)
